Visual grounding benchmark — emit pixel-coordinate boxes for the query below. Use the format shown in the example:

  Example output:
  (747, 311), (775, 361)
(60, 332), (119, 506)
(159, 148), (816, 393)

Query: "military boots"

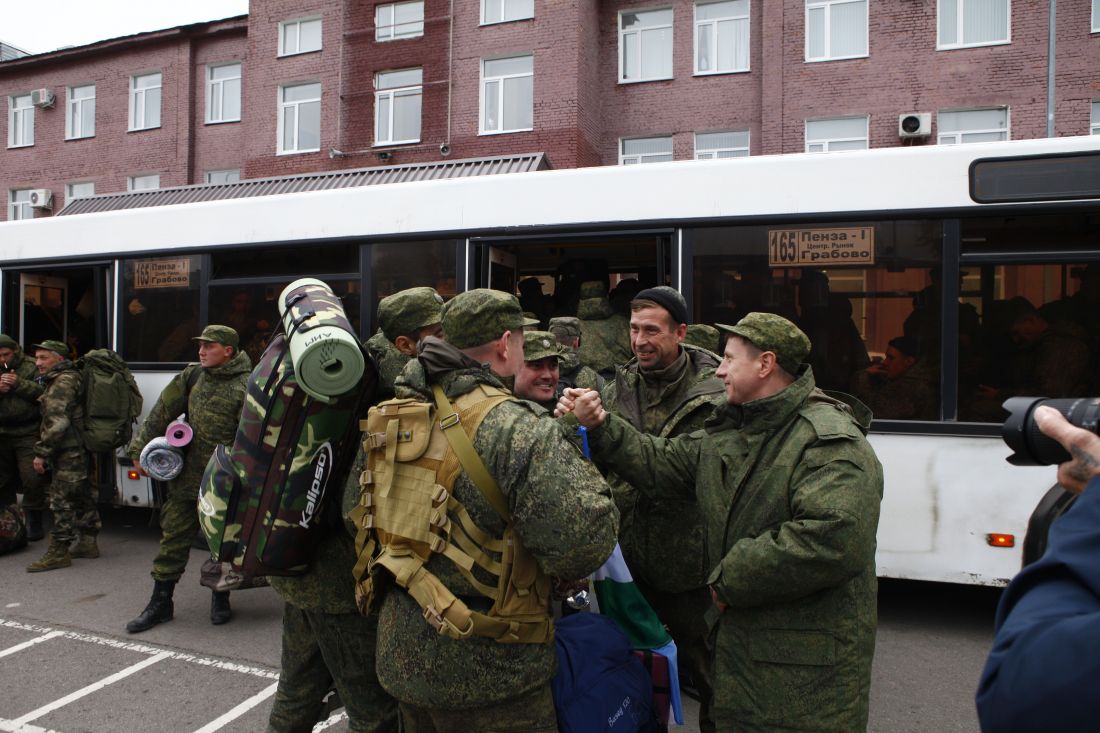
(210, 591), (232, 625)
(26, 540), (72, 572)
(126, 579), (176, 633)
(69, 534), (100, 559)
(25, 510), (44, 542)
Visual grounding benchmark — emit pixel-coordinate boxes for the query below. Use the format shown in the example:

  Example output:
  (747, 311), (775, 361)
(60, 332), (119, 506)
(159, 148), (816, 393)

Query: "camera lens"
(1002, 396), (1100, 466)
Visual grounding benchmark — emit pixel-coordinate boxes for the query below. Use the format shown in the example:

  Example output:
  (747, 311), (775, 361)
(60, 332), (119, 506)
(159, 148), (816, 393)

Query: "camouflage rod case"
(199, 331), (374, 577)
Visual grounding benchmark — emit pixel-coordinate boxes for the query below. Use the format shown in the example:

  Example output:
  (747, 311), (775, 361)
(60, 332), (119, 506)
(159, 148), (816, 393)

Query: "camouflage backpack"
(198, 331), (376, 577)
(76, 349), (143, 452)
(0, 504), (27, 555)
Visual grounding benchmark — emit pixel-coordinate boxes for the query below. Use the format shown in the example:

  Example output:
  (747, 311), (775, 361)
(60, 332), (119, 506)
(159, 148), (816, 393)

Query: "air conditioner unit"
(898, 112), (931, 138)
(28, 189), (53, 209)
(30, 88), (55, 108)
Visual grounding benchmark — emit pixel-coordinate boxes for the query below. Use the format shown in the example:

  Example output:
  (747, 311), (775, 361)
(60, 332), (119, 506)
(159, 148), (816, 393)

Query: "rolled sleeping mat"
(140, 436), (185, 482)
(278, 277), (365, 403)
(165, 418), (193, 448)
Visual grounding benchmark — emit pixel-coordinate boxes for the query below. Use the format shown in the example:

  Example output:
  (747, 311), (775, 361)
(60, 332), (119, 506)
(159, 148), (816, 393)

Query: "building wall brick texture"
(2, 1), (1098, 219)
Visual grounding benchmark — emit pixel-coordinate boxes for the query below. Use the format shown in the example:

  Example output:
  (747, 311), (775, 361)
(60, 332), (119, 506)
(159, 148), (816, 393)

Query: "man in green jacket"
(0, 334), (46, 540)
(601, 286), (723, 733)
(126, 325), (251, 632)
(511, 330), (564, 411)
(563, 312), (883, 733)
(547, 316), (604, 396)
(375, 289), (618, 732)
(576, 280), (632, 378)
(363, 287), (444, 401)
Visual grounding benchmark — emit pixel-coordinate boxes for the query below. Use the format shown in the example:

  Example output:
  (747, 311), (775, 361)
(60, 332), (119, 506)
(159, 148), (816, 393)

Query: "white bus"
(3, 136), (1098, 586)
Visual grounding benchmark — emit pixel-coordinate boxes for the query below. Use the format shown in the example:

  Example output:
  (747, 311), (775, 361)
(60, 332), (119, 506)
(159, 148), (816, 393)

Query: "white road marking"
(0, 720), (60, 732)
(191, 681), (280, 733)
(313, 710), (349, 731)
(0, 630), (64, 659)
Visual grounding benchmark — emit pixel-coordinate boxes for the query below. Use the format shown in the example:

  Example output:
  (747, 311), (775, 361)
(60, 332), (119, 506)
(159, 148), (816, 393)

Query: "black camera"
(1002, 396), (1100, 466)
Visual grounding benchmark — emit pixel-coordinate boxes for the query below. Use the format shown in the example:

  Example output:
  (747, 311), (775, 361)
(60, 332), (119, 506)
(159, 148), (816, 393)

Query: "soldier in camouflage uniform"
(576, 280), (632, 378)
(0, 334), (47, 541)
(511, 331), (564, 411)
(683, 323), (721, 354)
(547, 316), (604, 397)
(126, 325), (251, 632)
(26, 340), (102, 572)
(600, 286), (722, 733)
(376, 289), (618, 732)
(364, 287), (445, 402)
(850, 336), (937, 421)
(564, 312), (883, 732)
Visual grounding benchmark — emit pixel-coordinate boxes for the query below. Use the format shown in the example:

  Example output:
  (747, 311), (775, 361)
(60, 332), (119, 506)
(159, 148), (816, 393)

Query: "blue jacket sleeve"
(975, 477), (1100, 733)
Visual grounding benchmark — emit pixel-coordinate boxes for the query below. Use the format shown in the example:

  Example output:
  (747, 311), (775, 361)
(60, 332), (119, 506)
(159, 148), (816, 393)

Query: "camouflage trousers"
(266, 603), (398, 733)
(151, 479), (202, 582)
(398, 683), (557, 733)
(0, 433), (47, 509)
(47, 448), (100, 545)
(635, 579), (717, 733)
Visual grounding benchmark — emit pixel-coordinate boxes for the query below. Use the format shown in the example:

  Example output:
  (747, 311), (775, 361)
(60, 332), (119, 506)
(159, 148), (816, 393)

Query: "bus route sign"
(133, 258), (191, 289)
(767, 226), (875, 267)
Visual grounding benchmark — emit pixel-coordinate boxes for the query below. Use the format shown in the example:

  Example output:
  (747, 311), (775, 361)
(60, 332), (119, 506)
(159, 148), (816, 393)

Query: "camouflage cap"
(31, 339), (69, 357)
(579, 280), (608, 299)
(192, 324), (240, 348)
(377, 286), (444, 341)
(0, 333), (17, 349)
(548, 316), (582, 339)
(684, 323), (720, 353)
(442, 289), (539, 349)
(523, 331), (563, 362)
(717, 312), (811, 374)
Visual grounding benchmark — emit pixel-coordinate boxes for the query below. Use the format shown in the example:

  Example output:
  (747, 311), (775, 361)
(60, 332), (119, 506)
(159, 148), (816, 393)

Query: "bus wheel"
(1021, 484), (1078, 567)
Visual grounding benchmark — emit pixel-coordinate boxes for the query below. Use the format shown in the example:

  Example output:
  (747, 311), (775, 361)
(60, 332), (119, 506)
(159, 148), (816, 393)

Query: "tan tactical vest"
(350, 383), (553, 644)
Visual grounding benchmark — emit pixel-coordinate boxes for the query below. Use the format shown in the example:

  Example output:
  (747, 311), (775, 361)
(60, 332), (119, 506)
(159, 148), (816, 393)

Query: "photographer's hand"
(1034, 405), (1100, 494)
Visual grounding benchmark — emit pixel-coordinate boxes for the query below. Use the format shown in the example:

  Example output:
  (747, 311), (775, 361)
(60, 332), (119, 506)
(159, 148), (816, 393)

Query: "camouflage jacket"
(128, 351), (251, 493)
(364, 331), (412, 402)
(851, 361), (938, 421)
(375, 338), (618, 709)
(0, 346), (44, 437)
(601, 345), (723, 591)
(589, 366), (883, 732)
(576, 296), (632, 376)
(556, 350), (605, 396)
(33, 361), (83, 459)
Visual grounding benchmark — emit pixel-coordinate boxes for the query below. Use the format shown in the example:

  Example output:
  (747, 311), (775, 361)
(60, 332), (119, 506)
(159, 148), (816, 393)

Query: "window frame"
(375, 68), (423, 146)
(127, 174), (161, 192)
(937, 107), (1010, 145)
(1091, 102), (1100, 135)
(129, 72), (163, 132)
(8, 94), (33, 148)
(1093, 0), (1100, 33)
(205, 170), (241, 184)
(278, 17), (323, 57)
(619, 135), (674, 165)
(805, 115), (870, 153)
(804, 0), (869, 62)
(479, 54), (534, 136)
(694, 0), (751, 75)
(619, 7), (675, 84)
(937, 0), (1011, 50)
(277, 81), (322, 155)
(480, 0), (535, 26)
(695, 129), (750, 159)
(206, 62), (242, 124)
(376, 1), (425, 41)
(8, 189), (32, 221)
(65, 181), (95, 202)
(66, 84), (96, 140)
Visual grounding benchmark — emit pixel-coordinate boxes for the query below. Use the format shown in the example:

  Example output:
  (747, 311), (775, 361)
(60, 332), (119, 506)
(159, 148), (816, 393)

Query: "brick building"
(3, 0), (1100, 221)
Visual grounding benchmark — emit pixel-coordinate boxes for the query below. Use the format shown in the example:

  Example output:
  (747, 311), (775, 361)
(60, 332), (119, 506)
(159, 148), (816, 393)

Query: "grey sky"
(1, 1), (250, 55)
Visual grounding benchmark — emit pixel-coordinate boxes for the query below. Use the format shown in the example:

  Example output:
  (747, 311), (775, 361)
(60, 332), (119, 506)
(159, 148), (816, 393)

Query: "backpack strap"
(430, 384), (509, 523)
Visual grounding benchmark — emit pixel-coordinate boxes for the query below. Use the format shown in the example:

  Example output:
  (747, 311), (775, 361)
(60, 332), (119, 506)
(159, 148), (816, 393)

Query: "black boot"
(210, 591), (232, 626)
(25, 510), (44, 542)
(126, 579), (176, 634)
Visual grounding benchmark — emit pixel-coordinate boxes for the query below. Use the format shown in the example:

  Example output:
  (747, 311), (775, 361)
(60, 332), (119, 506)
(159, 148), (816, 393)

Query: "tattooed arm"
(1034, 405), (1100, 494)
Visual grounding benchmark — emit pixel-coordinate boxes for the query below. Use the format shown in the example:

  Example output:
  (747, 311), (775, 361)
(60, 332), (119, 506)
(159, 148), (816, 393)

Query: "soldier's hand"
(32, 457), (47, 475)
(572, 389), (607, 428)
(1034, 405), (1100, 494)
(554, 387), (583, 417)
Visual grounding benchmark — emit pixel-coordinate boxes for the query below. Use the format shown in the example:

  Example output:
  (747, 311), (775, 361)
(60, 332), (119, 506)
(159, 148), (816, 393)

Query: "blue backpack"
(553, 614), (658, 733)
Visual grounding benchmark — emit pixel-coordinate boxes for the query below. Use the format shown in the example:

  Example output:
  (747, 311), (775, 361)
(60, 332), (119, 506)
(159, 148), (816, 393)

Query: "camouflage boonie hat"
(192, 324), (240, 348)
(579, 280), (608, 299)
(0, 333), (17, 349)
(523, 331), (563, 362)
(31, 339), (68, 357)
(684, 323), (720, 353)
(442, 289), (539, 349)
(377, 286), (444, 341)
(548, 317), (581, 339)
(717, 312), (811, 374)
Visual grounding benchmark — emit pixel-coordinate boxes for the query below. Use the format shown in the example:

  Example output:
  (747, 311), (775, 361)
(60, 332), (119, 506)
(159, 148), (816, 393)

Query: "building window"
(205, 170), (241, 184)
(938, 108), (1008, 144)
(128, 174), (160, 191)
(279, 17), (322, 56)
(1092, 102), (1100, 134)
(806, 116), (868, 152)
(8, 94), (33, 148)
(8, 189), (32, 221)
(620, 8), (674, 83)
(695, 130), (749, 159)
(66, 182), (95, 202)
(207, 63), (241, 124)
(480, 55), (533, 134)
(376, 1), (424, 40)
(620, 136), (674, 165)
(375, 69), (423, 145)
(482, 0), (534, 25)
(938, 0), (1009, 49)
(695, 1), (749, 74)
(66, 84), (95, 139)
(806, 0), (868, 61)
(130, 72), (162, 131)
(1094, 0), (1100, 33)
(278, 82), (322, 154)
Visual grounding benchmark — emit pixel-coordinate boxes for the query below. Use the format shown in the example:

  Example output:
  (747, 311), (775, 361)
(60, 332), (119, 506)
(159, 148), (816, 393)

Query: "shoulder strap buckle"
(439, 411), (461, 430)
